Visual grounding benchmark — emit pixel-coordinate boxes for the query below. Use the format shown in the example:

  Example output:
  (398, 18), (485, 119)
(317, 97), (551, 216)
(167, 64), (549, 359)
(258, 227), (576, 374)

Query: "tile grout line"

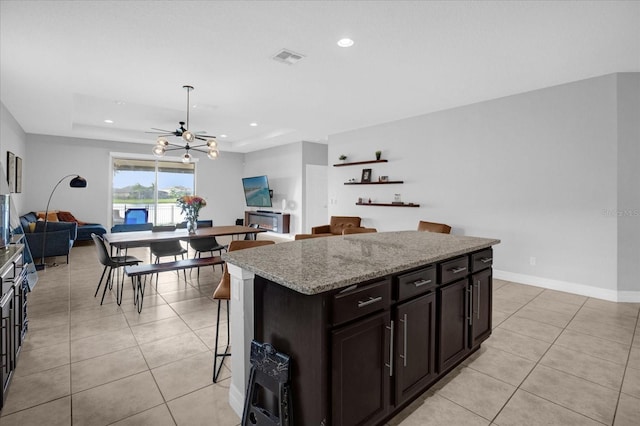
(488, 286), (590, 425)
(611, 308), (640, 426)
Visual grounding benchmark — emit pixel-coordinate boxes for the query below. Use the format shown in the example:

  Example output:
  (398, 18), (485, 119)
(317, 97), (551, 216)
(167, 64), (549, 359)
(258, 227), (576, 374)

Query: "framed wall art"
(361, 168), (372, 183)
(15, 156), (22, 193)
(6, 151), (15, 193)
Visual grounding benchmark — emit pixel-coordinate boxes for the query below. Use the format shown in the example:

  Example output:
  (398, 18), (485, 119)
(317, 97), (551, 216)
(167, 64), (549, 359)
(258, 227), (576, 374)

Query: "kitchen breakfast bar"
(223, 231), (500, 425)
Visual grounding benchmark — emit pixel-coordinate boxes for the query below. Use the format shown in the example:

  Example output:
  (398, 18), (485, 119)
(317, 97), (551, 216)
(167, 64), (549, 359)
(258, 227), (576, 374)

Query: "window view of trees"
(112, 158), (196, 225)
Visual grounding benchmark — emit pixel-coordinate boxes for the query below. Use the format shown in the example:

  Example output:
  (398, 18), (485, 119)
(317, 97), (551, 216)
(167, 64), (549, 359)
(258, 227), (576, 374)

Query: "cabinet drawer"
(396, 266), (437, 301)
(439, 256), (469, 284)
(332, 279), (390, 326)
(471, 248), (493, 272)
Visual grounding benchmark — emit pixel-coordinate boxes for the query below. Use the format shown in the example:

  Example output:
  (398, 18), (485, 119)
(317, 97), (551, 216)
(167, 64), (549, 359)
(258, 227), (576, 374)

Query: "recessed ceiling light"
(104, 119), (114, 124)
(249, 122), (258, 127)
(337, 38), (354, 48)
(219, 134), (227, 138)
(115, 101), (125, 105)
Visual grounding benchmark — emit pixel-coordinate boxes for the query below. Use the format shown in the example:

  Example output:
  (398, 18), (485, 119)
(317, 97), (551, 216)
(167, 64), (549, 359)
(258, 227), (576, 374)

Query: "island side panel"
(254, 275), (330, 425)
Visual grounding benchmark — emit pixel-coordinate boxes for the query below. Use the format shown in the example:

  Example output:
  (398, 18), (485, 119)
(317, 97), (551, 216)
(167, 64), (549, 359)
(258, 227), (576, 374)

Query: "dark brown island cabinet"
(1, 245), (29, 411)
(253, 247), (494, 426)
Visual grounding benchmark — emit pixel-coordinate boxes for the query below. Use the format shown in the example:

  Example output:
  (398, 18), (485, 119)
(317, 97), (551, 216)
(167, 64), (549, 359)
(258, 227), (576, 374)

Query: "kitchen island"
(223, 230), (500, 425)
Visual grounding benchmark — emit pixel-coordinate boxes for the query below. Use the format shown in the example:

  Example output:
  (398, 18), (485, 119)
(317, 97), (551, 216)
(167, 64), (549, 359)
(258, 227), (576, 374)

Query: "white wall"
(1, 101), (27, 213)
(24, 134), (246, 227)
(243, 142), (303, 235)
(329, 74), (636, 300)
(616, 73), (640, 292)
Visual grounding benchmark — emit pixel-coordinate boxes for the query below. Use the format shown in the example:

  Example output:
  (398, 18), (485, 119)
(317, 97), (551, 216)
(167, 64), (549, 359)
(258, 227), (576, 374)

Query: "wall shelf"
(333, 159), (388, 167)
(355, 202), (420, 207)
(344, 181), (404, 185)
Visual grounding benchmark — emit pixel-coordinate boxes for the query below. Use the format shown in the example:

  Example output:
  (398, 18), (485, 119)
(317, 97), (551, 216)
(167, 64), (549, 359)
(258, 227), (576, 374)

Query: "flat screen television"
(242, 175), (272, 208)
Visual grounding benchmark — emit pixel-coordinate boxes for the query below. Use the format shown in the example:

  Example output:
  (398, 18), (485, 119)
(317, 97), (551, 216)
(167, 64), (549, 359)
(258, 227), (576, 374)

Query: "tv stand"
(245, 211), (290, 234)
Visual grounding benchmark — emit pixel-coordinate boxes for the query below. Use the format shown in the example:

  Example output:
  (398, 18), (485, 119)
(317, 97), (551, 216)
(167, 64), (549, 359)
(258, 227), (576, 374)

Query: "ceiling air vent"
(272, 49), (305, 65)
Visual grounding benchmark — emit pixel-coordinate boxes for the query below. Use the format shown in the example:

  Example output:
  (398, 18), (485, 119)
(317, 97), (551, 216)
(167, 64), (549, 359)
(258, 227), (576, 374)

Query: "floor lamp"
(37, 174), (87, 270)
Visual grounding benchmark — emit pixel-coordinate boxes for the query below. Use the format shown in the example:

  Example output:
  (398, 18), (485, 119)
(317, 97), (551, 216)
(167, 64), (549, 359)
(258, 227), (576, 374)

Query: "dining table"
(103, 225), (266, 253)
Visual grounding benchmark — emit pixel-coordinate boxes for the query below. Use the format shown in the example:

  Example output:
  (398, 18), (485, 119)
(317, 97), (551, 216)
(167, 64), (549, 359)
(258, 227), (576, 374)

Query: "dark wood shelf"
(355, 202), (420, 207)
(333, 159), (388, 167)
(344, 181), (404, 185)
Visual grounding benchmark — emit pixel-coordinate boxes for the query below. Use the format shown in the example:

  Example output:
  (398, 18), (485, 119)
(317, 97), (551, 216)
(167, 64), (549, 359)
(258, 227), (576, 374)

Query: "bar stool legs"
(213, 299), (231, 382)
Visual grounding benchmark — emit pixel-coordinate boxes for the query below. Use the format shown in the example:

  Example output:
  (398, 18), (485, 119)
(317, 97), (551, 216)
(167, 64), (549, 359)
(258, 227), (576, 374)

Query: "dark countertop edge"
(224, 239), (500, 295)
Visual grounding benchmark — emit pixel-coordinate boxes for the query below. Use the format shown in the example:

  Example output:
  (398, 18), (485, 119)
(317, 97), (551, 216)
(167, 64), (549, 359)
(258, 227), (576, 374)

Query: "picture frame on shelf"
(6, 151), (15, 193)
(361, 168), (372, 183)
(379, 175), (389, 182)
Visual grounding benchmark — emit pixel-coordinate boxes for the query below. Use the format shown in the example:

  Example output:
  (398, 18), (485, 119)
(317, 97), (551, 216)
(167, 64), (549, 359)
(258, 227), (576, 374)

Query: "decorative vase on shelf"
(375, 151), (382, 160)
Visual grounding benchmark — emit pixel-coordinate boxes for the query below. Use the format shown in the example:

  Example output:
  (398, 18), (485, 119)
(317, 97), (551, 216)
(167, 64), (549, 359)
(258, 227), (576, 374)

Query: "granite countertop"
(222, 231), (500, 295)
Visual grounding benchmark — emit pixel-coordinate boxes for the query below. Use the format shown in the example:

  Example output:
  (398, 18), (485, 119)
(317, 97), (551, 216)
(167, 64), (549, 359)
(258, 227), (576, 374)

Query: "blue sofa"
(20, 212), (78, 264)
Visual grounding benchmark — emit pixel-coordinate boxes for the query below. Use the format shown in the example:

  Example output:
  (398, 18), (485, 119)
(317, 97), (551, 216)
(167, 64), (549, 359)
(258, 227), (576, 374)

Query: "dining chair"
(417, 220), (452, 234)
(212, 239), (275, 382)
(150, 225), (188, 282)
(187, 220), (227, 276)
(91, 233), (142, 305)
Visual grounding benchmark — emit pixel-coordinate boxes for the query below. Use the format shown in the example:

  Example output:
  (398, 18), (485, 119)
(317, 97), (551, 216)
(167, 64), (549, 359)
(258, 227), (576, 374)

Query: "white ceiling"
(1, 1), (638, 154)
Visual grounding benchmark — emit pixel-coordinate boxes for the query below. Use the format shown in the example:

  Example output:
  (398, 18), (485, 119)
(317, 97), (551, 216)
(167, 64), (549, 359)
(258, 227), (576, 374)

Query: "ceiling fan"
(149, 85), (219, 162)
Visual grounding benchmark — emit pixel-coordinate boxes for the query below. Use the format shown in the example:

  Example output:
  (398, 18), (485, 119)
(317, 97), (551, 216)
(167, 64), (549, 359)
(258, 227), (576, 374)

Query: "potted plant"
(375, 150), (382, 160)
(339, 154), (347, 163)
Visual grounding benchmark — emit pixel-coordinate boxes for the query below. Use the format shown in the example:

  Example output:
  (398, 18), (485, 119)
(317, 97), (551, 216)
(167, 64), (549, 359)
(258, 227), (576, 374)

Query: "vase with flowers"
(177, 195), (207, 234)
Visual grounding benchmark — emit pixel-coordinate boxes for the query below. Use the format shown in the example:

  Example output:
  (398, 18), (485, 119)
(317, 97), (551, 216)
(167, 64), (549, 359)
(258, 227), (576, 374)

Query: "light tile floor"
(1, 243), (639, 425)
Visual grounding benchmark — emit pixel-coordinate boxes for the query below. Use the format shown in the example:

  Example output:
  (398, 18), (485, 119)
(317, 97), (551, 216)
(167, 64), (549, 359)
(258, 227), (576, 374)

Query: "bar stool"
(212, 239), (275, 382)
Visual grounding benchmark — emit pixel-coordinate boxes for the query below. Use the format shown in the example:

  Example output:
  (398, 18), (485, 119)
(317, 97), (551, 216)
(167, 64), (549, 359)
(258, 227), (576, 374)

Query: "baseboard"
(493, 270), (640, 303)
(228, 383), (245, 419)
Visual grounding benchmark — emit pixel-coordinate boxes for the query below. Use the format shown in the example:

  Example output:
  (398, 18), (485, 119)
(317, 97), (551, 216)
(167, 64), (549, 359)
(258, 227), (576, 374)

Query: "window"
(112, 158), (195, 225)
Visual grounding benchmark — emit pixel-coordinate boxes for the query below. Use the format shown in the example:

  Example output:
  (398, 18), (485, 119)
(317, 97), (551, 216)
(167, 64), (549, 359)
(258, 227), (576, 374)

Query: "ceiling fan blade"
(145, 132), (175, 137)
(150, 127), (174, 132)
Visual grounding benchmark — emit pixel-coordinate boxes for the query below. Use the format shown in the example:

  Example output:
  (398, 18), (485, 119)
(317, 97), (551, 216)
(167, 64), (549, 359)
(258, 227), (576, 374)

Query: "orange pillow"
(57, 211), (76, 222)
(57, 210), (87, 226)
(36, 211), (59, 222)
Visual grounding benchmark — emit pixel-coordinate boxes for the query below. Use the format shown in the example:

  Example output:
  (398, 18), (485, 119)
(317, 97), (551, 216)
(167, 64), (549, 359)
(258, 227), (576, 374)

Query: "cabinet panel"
(1, 288), (14, 409)
(471, 248), (493, 272)
(470, 269), (492, 348)
(332, 311), (391, 426)
(437, 279), (469, 373)
(395, 292), (437, 405)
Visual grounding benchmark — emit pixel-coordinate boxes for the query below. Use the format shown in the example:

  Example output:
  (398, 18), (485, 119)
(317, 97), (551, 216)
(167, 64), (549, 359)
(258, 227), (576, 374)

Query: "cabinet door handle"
(476, 280), (481, 319)
(479, 257), (493, 264)
(357, 296), (382, 308)
(466, 285), (473, 326)
(399, 314), (408, 367)
(385, 321), (394, 377)
(450, 266), (467, 274)
(411, 279), (432, 287)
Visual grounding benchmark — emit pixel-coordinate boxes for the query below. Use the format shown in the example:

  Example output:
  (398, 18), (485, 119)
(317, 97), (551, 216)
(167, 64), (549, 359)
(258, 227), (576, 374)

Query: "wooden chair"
(417, 220), (451, 234)
(213, 239), (275, 382)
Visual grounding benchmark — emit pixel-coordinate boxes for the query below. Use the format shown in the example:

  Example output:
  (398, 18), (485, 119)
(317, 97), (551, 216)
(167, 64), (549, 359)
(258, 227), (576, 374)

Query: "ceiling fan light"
(207, 138), (217, 149)
(156, 137), (169, 146)
(182, 130), (195, 143)
(153, 145), (166, 157)
(207, 149), (219, 160)
(182, 152), (192, 163)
